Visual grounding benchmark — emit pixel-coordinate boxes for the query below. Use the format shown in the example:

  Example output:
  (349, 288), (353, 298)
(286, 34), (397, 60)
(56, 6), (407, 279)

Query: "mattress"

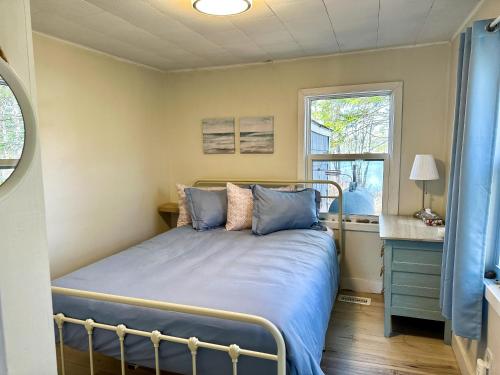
(52, 226), (339, 375)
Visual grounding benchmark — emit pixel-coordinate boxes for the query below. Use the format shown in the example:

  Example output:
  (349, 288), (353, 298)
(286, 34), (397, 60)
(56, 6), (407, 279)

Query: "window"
(298, 83), (402, 223)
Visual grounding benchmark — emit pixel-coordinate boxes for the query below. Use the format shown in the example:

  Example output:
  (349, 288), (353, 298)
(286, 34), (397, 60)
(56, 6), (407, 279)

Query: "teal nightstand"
(379, 215), (451, 344)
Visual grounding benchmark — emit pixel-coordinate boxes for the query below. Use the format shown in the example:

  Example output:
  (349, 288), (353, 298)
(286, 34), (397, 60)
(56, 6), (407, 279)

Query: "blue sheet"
(53, 226), (339, 375)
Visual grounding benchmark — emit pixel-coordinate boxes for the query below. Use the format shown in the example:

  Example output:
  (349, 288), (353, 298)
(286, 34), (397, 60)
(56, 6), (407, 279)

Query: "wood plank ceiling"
(30, 0), (479, 71)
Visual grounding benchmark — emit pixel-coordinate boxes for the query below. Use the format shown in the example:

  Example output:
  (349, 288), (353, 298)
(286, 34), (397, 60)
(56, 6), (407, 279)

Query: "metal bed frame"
(52, 179), (343, 375)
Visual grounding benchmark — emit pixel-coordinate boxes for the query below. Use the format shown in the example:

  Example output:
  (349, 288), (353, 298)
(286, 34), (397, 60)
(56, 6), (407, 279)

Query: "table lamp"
(410, 154), (439, 217)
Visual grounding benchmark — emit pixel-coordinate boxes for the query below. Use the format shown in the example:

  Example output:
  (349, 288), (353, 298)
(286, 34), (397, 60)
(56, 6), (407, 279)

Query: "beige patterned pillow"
(176, 184), (225, 227)
(176, 184), (192, 227)
(225, 183), (295, 231)
(226, 183), (254, 231)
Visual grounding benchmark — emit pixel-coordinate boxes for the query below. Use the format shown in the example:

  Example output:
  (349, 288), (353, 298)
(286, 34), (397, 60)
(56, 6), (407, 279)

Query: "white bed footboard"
(52, 286), (286, 375)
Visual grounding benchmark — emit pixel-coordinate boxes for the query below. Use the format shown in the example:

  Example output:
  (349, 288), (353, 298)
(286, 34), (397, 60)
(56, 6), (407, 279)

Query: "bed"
(52, 179), (343, 375)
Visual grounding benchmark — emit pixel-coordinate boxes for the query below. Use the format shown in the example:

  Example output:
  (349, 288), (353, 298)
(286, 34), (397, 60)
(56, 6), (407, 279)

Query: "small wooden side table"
(379, 214), (451, 344)
(158, 202), (179, 229)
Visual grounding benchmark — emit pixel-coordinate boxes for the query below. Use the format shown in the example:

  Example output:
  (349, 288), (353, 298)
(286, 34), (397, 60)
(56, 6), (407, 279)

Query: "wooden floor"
(320, 292), (459, 374)
(57, 292), (459, 375)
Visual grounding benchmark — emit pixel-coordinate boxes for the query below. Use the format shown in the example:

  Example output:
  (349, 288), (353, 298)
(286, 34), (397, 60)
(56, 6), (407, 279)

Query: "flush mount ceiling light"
(192, 0), (252, 16)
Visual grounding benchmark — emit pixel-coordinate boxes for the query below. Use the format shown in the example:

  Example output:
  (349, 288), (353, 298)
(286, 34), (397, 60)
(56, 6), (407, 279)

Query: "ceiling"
(30, 0), (479, 71)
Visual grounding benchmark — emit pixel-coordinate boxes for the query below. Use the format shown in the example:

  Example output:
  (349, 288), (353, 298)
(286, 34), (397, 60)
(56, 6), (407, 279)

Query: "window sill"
(321, 220), (380, 233)
(485, 279), (500, 317)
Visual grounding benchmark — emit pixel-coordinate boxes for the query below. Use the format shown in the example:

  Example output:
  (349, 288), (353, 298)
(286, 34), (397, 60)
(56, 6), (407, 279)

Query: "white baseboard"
(341, 277), (383, 294)
(452, 334), (475, 375)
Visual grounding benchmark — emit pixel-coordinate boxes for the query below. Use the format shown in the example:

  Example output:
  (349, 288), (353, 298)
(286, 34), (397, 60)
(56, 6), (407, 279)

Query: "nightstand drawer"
(392, 271), (441, 289)
(392, 285), (440, 298)
(392, 247), (442, 266)
(391, 294), (440, 312)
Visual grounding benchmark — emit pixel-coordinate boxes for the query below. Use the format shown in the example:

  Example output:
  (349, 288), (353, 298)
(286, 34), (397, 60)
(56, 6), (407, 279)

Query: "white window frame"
(297, 82), (403, 223)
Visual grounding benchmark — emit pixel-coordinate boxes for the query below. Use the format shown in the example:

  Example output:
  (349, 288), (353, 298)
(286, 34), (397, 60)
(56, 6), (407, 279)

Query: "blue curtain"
(441, 19), (500, 340)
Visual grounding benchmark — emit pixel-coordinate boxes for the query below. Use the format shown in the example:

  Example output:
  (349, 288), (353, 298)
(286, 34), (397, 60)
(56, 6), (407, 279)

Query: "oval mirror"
(0, 56), (37, 195)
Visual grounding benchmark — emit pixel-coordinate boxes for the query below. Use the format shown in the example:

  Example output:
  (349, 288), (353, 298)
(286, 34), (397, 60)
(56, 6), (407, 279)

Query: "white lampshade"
(410, 154), (439, 181)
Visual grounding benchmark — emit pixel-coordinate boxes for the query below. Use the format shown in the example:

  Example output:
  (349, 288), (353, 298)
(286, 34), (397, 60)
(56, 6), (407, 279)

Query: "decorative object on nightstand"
(419, 208), (444, 226)
(409, 154), (439, 218)
(379, 215), (451, 344)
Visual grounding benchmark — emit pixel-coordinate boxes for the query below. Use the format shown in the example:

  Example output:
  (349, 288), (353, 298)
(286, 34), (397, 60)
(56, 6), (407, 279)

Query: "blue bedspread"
(53, 226), (339, 375)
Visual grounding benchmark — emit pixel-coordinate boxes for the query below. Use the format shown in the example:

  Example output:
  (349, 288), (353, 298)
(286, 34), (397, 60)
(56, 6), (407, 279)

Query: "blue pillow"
(252, 185), (322, 235)
(184, 188), (227, 231)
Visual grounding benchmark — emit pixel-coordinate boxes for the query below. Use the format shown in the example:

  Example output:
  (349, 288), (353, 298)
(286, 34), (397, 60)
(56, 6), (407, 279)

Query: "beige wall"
(165, 43), (451, 217)
(33, 33), (169, 278)
(339, 229), (383, 292)
(0, 1), (57, 373)
(445, 1), (500, 374)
